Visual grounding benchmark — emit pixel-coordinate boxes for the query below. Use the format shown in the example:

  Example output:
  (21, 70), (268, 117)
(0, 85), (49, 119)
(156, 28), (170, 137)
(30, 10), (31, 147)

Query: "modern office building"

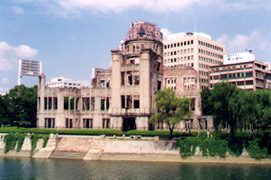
(47, 77), (82, 89)
(210, 51), (271, 90)
(163, 32), (226, 89)
(37, 21), (204, 130)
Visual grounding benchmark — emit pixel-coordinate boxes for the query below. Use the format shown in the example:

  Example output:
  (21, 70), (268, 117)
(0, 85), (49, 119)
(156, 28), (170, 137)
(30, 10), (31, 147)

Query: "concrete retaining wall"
(0, 133), (57, 159)
(0, 133), (271, 164)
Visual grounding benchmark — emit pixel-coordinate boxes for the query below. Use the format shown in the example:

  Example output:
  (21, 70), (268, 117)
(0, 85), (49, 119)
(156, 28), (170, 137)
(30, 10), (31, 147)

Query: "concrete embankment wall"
(0, 133), (271, 164)
(0, 133), (57, 159)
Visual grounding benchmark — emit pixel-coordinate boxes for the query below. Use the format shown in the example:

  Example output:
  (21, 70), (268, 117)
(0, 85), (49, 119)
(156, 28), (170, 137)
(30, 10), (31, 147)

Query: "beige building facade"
(37, 21), (204, 131)
(210, 60), (271, 90)
(163, 32), (226, 89)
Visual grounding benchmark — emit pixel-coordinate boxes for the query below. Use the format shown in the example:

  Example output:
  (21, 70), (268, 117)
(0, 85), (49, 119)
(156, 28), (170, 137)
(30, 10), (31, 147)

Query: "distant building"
(210, 51), (271, 90)
(47, 77), (82, 89)
(37, 21), (204, 130)
(163, 32), (226, 89)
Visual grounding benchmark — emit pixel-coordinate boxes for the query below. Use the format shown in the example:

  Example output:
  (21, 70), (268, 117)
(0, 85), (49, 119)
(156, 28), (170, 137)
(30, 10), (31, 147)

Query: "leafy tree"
(209, 82), (241, 136)
(0, 85), (37, 127)
(150, 88), (192, 139)
(201, 88), (213, 115)
(203, 82), (271, 136)
(254, 90), (271, 130)
(0, 95), (10, 125)
(236, 90), (259, 130)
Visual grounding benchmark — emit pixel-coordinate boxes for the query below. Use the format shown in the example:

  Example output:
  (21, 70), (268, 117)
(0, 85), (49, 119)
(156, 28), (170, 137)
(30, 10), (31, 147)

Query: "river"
(0, 157), (270, 180)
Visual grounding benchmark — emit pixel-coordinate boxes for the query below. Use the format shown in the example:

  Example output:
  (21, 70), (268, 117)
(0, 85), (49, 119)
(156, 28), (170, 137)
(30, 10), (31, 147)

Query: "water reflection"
(0, 157), (270, 180)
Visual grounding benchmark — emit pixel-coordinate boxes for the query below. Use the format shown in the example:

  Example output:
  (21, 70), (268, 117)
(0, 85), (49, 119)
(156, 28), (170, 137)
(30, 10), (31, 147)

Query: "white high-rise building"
(163, 32), (226, 89)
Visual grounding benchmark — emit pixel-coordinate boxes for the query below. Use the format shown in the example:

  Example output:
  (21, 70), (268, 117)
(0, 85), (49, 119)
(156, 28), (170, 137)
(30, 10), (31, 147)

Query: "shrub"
(178, 137), (199, 158)
(247, 138), (269, 160)
(179, 137), (228, 158)
(228, 136), (247, 156)
(30, 134), (50, 150)
(4, 133), (26, 153)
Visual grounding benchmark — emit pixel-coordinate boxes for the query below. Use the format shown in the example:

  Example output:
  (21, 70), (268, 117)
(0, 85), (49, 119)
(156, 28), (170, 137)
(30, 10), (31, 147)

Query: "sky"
(0, 0), (271, 93)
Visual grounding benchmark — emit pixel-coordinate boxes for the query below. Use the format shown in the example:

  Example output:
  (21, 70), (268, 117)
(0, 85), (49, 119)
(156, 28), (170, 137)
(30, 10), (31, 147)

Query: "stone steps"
(49, 151), (87, 160)
(55, 137), (92, 152)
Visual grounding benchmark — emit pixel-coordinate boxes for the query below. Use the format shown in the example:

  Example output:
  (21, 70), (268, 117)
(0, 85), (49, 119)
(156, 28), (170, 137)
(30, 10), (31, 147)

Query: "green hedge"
(178, 136), (271, 160)
(0, 127), (185, 137)
(247, 138), (269, 160)
(0, 127), (57, 134)
(178, 137), (228, 158)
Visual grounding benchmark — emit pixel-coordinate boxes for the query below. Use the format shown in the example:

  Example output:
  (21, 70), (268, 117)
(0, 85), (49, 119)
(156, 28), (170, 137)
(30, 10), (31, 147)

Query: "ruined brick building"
(37, 21), (210, 130)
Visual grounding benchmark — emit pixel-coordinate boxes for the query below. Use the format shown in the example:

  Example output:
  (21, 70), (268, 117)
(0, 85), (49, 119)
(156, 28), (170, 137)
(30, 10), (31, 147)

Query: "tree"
(0, 95), (10, 125)
(150, 88), (192, 139)
(204, 82), (271, 135)
(201, 88), (213, 116)
(236, 90), (259, 130)
(209, 82), (241, 136)
(0, 85), (37, 127)
(254, 90), (271, 130)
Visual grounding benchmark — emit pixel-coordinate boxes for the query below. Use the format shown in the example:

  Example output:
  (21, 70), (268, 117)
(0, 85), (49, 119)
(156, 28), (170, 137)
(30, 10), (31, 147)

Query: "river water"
(0, 157), (270, 180)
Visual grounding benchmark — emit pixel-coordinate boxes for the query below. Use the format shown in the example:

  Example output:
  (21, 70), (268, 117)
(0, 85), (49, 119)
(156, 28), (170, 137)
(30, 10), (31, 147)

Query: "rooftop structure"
(46, 77), (82, 89)
(210, 52), (271, 90)
(223, 51), (255, 65)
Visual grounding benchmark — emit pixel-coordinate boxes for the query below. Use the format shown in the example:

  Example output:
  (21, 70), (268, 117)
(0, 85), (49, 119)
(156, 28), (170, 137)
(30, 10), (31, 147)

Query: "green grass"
(0, 127), (187, 137)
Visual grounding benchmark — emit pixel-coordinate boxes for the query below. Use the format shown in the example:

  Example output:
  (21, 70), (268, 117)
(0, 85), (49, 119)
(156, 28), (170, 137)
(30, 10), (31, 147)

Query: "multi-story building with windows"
(37, 21), (205, 131)
(163, 66), (211, 130)
(210, 52), (271, 90)
(47, 77), (82, 89)
(163, 32), (226, 89)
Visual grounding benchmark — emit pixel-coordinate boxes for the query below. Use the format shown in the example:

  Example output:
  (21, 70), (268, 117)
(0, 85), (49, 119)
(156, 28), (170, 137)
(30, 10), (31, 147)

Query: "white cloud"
(14, 45), (38, 58)
(0, 41), (38, 71)
(228, 34), (250, 52)
(216, 34), (229, 44)
(0, 41), (14, 71)
(10, 0), (271, 17)
(56, 0), (224, 15)
(225, 0), (271, 10)
(161, 28), (172, 40)
(216, 30), (271, 59)
(0, 41), (13, 53)
(12, 6), (24, 14)
(8, 0), (270, 17)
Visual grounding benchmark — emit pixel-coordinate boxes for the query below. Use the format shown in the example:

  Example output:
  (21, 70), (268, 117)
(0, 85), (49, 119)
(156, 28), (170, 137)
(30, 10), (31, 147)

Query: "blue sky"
(0, 0), (271, 93)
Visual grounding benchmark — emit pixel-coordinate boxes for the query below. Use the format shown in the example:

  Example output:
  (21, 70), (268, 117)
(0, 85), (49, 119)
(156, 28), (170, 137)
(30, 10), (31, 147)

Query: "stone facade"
(37, 21), (204, 130)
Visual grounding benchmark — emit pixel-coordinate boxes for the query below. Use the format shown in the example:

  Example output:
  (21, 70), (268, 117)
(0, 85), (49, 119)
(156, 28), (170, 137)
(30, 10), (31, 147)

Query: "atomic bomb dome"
(125, 21), (163, 43)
